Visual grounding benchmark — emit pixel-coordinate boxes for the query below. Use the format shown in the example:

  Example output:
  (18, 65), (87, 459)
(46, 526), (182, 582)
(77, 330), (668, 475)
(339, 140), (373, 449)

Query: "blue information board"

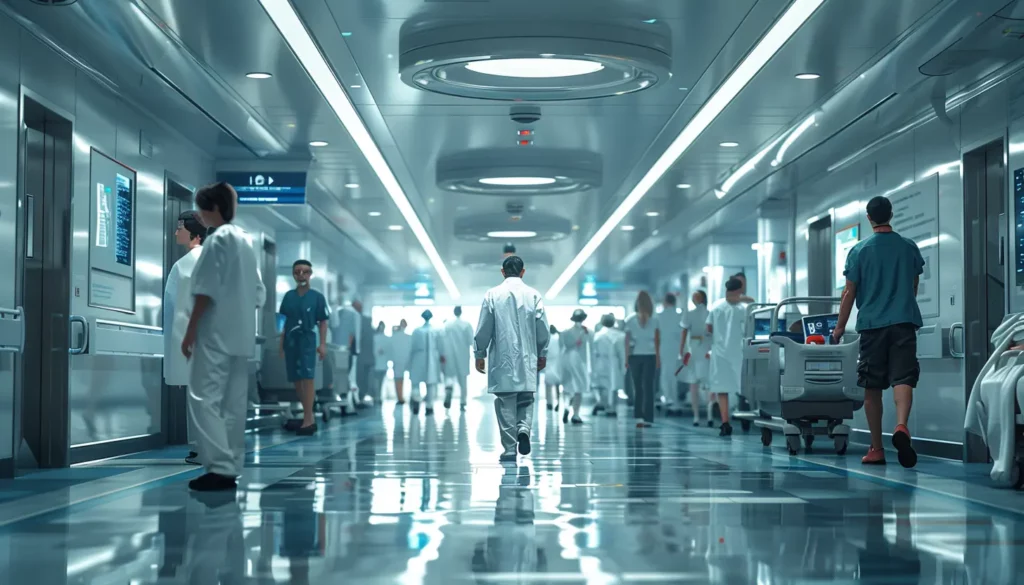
(115, 173), (133, 266)
(217, 171), (307, 205)
(1016, 168), (1024, 285)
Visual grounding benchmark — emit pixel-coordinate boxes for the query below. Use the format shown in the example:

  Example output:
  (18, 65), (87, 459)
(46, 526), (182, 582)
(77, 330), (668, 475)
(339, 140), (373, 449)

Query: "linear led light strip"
(259, 0), (460, 299)
(545, 0), (825, 299)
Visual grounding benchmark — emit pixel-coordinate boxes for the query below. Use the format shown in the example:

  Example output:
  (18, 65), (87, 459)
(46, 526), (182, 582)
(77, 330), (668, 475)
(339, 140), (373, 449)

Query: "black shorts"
(857, 323), (920, 389)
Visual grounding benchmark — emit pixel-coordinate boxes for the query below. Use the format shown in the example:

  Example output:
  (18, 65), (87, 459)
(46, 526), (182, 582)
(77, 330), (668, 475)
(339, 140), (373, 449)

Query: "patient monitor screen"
(753, 317), (786, 339)
(802, 314), (839, 339)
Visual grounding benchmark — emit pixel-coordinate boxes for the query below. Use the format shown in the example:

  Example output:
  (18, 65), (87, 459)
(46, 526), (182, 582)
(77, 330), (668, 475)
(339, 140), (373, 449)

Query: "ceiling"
(7, 0), (979, 301)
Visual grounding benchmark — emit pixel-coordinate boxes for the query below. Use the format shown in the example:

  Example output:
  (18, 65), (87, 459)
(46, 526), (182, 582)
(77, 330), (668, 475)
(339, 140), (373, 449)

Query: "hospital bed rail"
(754, 296), (863, 456)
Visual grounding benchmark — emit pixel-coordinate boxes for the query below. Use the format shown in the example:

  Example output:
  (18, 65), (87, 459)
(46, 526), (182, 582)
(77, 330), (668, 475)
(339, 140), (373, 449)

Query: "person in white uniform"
(656, 293), (684, 414)
(371, 322), (390, 406)
(181, 182), (265, 491)
(559, 309), (591, 425)
(591, 314), (625, 416)
(544, 325), (563, 411)
(677, 290), (711, 426)
(163, 210), (204, 465)
(706, 277), (747, 436)
(443, 306), (475, 411)
(409, 310), (446, 415)
(330, 299), (362, 412)
(474, 255), (550, 462)
(390, 319), (412, 404)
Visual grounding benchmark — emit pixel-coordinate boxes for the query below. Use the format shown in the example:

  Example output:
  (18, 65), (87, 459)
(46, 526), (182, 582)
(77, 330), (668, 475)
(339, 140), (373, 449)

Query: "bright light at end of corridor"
(544, 0), (826, 299)
(479, 177), (557, 186)
(487, 230), (538, 238)
(466, 58), (604, 78)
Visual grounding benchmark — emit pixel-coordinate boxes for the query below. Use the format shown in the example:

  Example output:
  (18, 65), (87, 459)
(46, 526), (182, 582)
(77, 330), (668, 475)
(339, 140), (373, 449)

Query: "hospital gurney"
(752, 297), (863, 455)
(964, 312), (1024, 488)
(258, 337), (351, 423)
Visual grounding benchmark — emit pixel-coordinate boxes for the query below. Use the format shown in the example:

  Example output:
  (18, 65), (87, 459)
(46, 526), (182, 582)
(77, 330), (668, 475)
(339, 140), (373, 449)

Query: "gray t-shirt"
(625, 313), (657, 356)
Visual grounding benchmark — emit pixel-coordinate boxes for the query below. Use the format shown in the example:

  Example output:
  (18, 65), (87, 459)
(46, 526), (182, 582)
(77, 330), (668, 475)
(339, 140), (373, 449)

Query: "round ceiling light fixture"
(309, 140), (329, 147)
(438, 148), (602, 196)
(399, 19), (671, 101)
(246, 72), (273, 79)
(455, 211), (572, 242)
(795, 73), (820, 80)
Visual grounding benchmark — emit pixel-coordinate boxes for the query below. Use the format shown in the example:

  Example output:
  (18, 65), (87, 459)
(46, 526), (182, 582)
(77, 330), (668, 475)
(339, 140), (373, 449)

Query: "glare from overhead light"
(487, 230), (538, 238)
(720, 141), (739, 148)
(465, 58), (604, 78)
(350, 84), (362, 89)
(545, 0), (825, 299)
(579, 298), (600, 306)
(345, 183), (359, 189)
(260, 0), (459, 299)
(309, 140), (329, 147)
(620, 225), (635, 231)
(643, 19), (658, 24)
(479, 177), (556, 186)
(572, 225), (579, 231)
(795, 73), (820, 80)
(368, 211), (382, 217)
(539, 53), (556, 58)
(388, 225), (404, 231)
(720, 133), (787, 197)
(676, 183), (691, 189)
(645, 211), (659, 217)
(246, 72), (273, 79)
(771, 114), (816, 167)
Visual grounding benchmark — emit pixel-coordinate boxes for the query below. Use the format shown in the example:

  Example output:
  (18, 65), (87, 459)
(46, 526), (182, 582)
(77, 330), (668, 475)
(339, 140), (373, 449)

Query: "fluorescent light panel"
(259, 0), (459, 299)
(545, 0), (824, 299)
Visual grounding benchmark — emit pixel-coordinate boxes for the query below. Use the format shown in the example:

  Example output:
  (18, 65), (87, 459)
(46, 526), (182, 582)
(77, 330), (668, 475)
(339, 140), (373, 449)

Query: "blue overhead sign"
(216, 171), (307, 205)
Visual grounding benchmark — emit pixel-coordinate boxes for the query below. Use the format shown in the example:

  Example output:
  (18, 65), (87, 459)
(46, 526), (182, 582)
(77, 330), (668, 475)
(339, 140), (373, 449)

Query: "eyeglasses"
(294, 269), (312, 276)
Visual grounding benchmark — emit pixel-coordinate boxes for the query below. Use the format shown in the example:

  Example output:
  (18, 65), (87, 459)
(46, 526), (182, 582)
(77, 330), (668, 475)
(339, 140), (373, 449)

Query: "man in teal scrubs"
(278, 260), (330, 435)
(834, 196), (924, 468)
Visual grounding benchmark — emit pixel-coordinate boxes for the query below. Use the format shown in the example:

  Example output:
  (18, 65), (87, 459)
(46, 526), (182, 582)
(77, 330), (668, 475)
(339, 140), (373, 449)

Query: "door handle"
(949, 322), (965, 358)
(998, 212), (1007, 267)
(69, 315), (89, 355)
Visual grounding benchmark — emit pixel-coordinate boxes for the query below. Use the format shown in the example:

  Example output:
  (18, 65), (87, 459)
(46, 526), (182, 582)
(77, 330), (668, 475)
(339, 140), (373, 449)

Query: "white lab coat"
(545, 332), (563, 385)
(373, 332), (390, 372)
(656, 308), (684, 399)
(390, 329), (412, 376)
(444, 317), (475, 378)
(188, 223), (265, 478)
(706, 299), (746, 394)
(680, 305), (711, 385)
(409, 323), (445, 386)
(163, 246), (202, 386)
(591, 327), (625, 393)
(474, 277), (550, 394)
(559, 324), (591, 398)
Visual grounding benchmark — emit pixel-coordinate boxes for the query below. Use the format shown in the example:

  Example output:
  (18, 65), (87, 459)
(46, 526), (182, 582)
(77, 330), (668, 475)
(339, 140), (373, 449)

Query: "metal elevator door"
(807, 215), (833, 316)
(962, 139), (1006, 463)
(16, 98), (74, 470)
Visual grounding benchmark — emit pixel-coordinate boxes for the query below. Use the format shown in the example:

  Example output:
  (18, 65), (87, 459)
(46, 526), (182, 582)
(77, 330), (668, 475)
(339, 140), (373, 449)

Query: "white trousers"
(189, 343), (249, 478)
(412, 382), (440, 404)
(494, 392), (535, 455)
(659, 364), (678, 404)
(445, 374), (469, 406)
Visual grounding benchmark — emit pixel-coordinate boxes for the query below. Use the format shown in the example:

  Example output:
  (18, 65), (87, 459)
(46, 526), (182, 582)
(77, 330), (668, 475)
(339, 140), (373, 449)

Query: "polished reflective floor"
(1, 397), (1022, 584)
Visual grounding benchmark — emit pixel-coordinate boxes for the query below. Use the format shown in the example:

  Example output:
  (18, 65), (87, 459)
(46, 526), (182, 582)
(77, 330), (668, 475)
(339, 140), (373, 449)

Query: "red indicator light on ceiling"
(517, 129), (533, 136)
(518, 140), (533, 146)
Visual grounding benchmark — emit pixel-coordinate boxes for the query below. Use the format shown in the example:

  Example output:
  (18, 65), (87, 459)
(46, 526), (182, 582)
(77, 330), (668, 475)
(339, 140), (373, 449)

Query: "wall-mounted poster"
(834, 224), (860, 290)
(89, 150), (136, 312)
(887, 173), (940, 318)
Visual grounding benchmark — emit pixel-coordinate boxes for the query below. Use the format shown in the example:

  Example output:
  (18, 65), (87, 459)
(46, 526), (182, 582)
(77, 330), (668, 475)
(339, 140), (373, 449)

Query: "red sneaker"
(891, 424), (917, 468)
(861, 447), (886, 465)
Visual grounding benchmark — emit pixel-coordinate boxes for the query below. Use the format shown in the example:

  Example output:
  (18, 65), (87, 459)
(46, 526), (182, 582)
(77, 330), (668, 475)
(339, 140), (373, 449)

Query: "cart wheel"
(803, 435), (814, 451)
(834, 436), (848, 455)
(1013, 463), (1024, 490)
(760, 427), (772, 447)
(741, 419), (751, 432)
(786, 435), (801, 456)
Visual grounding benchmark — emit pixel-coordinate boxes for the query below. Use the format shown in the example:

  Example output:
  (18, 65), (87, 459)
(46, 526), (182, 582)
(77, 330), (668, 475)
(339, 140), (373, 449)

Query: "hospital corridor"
(2, 0), (1024, 583)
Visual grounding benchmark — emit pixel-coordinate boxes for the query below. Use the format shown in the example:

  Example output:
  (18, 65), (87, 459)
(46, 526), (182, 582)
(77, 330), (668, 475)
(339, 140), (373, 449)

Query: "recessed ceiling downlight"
(465, 58), (604, 78)
(479, 177), (557, 186)
(487, 230), (538, 238)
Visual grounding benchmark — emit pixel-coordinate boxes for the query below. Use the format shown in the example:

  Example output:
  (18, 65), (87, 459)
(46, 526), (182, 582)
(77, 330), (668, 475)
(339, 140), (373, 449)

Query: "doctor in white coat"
(474, 255), (550, 462)
(591, 314), (625, 415)
(544, 325), (563, 410)
(164, 210), (204, 465)
(443, 306), (475, 411)
(390, 320), (412, 404)
(656, 293), (684, 413)
(559, 309), (591, 425)
(678, 290), (711, 426)
(409, 310), (446, 416)
(181, 182), (265, 492)
(706, 277), (747, 437)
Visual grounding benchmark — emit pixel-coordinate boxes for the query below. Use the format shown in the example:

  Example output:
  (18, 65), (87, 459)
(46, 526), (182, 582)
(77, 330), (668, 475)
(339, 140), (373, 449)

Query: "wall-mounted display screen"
(89, 150), (136, 312)
(834, 224), (859, 289)
(1016, 168), (1024, 286)
(216, 171), (307, 205)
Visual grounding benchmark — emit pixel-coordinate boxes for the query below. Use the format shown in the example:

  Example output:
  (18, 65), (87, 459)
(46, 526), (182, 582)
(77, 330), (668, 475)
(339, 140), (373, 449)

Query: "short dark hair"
(694, 290), (708, 305)
(664, 293), (676, 306)
(503, 242), (516, 254)
(454, 306), (462, 317)
(293, 259), (312, 270)
(502, 255), (524, 277)
(733, 272), (746, 280)
(195, 181), (237, 223)
(726, 277), (743, 292)
(178, 210), (205, 242)
(549, 324), (558, 335)
(601, 314), (616, 327)
(866, 196), (892, 225)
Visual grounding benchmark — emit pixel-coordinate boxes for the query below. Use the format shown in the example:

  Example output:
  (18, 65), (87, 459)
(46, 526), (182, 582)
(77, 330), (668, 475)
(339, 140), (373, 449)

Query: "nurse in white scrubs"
(706, 277), (747, 437)
(163, 210), (204, 465)
(544, 325), (563, 410)
(181, 182), (265, 492)
(678, 290), (711, 426)
(591, 314), (625, 415)
(559, 309), (591, 424)
(443, 306), (475, 411)
(390, 320), (412, 404)
(408, 310), (446, 416)
(371, 321), (390, 406)
(656, 293), (684, 413)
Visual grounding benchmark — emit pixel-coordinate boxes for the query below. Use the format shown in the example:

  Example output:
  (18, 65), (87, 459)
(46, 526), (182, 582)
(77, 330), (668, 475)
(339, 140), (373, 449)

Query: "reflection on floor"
(0, 398), (1022, 584)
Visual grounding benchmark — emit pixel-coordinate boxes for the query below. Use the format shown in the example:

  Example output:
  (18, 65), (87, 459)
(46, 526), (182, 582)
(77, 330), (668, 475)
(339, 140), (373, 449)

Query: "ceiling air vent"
(29, 0), (79, 5)
(505, 201), (525, 218)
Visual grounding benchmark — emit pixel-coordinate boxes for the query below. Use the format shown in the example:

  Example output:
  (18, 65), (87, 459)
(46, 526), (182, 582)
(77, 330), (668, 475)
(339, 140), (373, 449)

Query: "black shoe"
(297, 423), (318, 436)
(284, 419), (302, 431)
(707, 420), (715, 428)
(562, 409), (569, 424)
(185, 451), (201, 465)
(444, 391), (453, 410)
(425, 407), (434, 416)
(499, 452), (517, 462)
(460, 404), (466, 412)
(518, 432), (531, 455)
(719, 422), (733, 437)
(606, 410), (618, 417)
(546, 404), (553, 411)
(188, 472), (237, 492)
(693, 421), (700, 427)
(411, 401), (421, 415)
(571, 415), (584, 425)
(592, 405), (605, 416)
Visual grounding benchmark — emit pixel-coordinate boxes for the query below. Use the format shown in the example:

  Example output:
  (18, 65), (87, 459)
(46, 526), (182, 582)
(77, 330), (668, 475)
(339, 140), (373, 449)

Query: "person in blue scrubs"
(278, 259), (330, 435)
